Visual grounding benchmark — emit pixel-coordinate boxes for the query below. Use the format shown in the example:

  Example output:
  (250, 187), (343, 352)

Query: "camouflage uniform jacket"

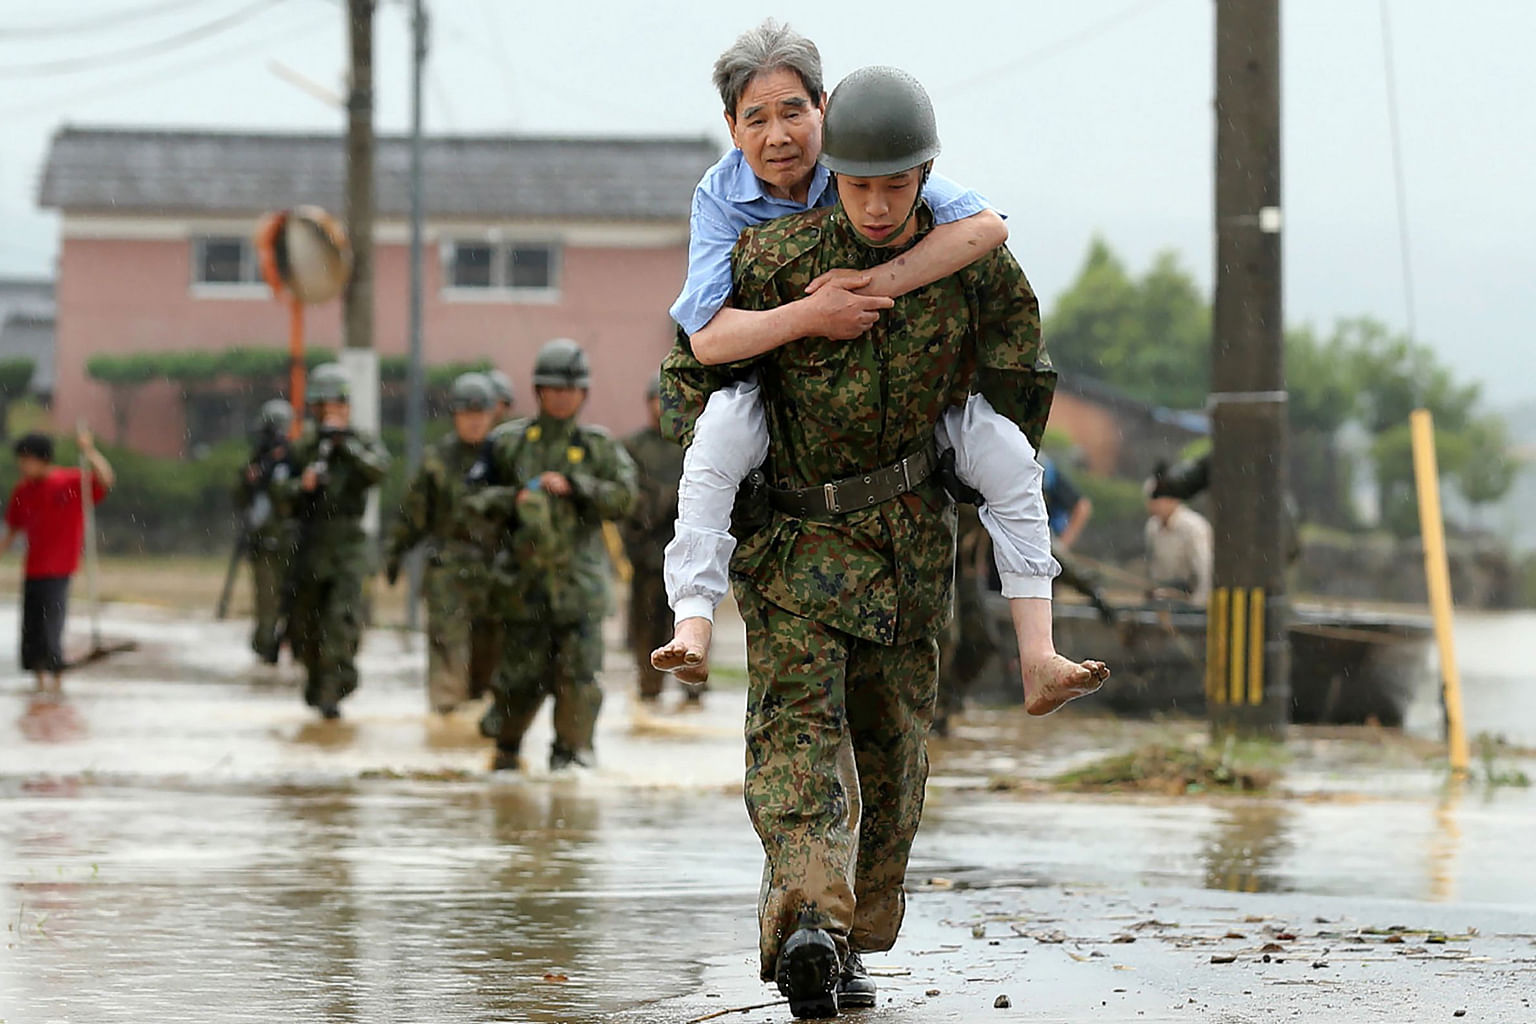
(234, 438), (296, 553)
(276, 424), (391, 574)
(619, 425), (683, 573)
(386, 430), (502, 563)
(666, 204), (1055, 646)
(473, 413), (638, 624)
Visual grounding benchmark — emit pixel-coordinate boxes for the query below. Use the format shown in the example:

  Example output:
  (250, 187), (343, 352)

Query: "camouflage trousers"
(737, 586), (940, 980)
(288, 561), (365, 710)
(479, 614), (605, 762)
(248, 541), (288, 663)
(423, 556), (502, 713)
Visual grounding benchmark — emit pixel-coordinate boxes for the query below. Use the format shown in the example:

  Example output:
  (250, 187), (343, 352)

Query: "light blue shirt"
(668, 148), (995, 335)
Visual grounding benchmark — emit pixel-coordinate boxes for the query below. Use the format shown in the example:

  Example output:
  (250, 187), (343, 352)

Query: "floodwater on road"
(1, 605), (1533, 1023)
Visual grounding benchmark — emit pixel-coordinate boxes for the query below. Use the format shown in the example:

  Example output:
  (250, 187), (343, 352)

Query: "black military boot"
(774, 916), (841, 1019)
(491, 742), (523, 772)
(836, 951), (876, 1009)
(548, 744), (593, 772)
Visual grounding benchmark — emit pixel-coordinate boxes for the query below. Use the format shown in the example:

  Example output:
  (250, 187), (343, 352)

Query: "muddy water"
(1, 605), (1532, 1023)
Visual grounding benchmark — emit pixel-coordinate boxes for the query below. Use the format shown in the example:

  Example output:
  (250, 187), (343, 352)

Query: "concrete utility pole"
(343, 0), (381, 536)
(404, 0), (428, 629)
(1207, 0), (1290, 737)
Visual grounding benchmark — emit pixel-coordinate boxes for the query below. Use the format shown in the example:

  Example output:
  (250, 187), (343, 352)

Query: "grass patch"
(1052, 741), (1280, 795)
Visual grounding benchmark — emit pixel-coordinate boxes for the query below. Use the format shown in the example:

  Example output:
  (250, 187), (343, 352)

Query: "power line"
(0, 9), (334, 119)
(1378, 0), (1418, 341)
(0, 0), (214, 40)
(942, 0), (1177, 97)
(0, 0), (287, 79)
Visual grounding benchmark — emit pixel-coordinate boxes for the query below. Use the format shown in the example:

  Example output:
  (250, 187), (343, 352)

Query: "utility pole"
(1207, 0), (1289, 737)
(343, 0), (381, 537)
(404, 0), (428, 630)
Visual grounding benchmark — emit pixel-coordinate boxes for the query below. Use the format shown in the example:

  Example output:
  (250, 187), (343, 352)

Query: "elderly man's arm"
(690, 288), (892, 366)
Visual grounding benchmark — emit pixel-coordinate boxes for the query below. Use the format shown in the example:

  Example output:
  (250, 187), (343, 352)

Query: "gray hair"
(712, 19), (824, 118)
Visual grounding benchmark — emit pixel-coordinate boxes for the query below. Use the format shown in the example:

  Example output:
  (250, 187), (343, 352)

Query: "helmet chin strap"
(839, 163), (933, 248)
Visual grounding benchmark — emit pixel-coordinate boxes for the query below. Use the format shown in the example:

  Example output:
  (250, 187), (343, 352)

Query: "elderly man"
(651, 18), (1010, 685)
(663, 67), (1107, 1017)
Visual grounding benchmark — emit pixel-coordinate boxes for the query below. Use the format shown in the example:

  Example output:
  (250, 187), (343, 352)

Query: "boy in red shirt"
(1, 430), (114, 696)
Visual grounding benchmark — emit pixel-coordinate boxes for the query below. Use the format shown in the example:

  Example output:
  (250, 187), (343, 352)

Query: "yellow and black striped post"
(1206, 586), (1288, 736)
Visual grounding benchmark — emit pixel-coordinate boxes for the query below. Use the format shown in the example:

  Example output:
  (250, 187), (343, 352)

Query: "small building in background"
(1048, 373), (1208, 479)
(38, 126), (718, 457)
(0, 277), (55, 403)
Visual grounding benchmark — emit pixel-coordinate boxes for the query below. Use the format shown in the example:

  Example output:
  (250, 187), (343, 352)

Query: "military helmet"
(255, 398), (293, 434)
(307, 362), (351, 403)
(531, 338), (591, 390)
(820, 66), (941, 178)
(486, 368), (515, 406)
(450, 372), (496, 413)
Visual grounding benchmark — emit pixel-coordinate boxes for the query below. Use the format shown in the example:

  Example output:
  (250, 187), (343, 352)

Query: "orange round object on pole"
(253, 206), (352, 430)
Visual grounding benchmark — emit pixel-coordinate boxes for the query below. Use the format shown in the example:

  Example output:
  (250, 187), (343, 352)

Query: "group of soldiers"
(234, 339), (688, 771)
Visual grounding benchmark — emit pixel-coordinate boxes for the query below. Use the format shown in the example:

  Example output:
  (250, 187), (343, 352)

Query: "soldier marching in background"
(486, 369), (516, 425)
(276, 363), (390, 720)
(468, 339), (637, 771)
(236, 399), (296, 665)
(621, 375), (695, 706)
(385, 372), (505, 714)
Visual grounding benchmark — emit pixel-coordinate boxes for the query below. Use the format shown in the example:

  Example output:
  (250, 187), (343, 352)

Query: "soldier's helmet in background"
(307, 362), (351, 404)
(486, 368), (515, 407)
(254, 399), (294, 436)
(450, 372), (497, 413)
(819, 65), (941, 177)
(531, 338), (591, 390)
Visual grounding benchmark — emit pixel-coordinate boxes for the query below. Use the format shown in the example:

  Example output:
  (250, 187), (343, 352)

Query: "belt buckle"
(823, 482), (840, 514)
(900, 455), (913, 492)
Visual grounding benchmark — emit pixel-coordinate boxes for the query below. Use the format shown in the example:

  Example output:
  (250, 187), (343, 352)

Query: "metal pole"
(1208, 0), (1289, 737)
(404, 0), (427, 630)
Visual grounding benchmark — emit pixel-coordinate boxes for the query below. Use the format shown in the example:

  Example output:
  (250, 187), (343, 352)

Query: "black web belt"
(768, 446), (937, 518)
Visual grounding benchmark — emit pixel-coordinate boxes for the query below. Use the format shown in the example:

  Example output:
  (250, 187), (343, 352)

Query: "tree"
(0, 358), (35, 442)
(86, 354), (160, 444)
(1045, 238), (1209, 410)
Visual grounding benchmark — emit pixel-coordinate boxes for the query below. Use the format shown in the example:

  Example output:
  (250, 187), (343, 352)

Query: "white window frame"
(190, 234), (267, 299)
(440, 236), (562, 303)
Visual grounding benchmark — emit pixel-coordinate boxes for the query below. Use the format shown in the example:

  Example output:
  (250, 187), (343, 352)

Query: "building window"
(193, 236), (263, 287)
(445, 240), (560, 297)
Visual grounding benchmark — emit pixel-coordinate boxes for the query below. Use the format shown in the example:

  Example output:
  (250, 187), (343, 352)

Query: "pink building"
(39, 127), (719, 456)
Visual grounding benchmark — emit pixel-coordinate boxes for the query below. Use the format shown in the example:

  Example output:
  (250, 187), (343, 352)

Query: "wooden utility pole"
(343, 0), (381, 538)
(1207, 0), (1290, 736)
(344, 0), (375, 356)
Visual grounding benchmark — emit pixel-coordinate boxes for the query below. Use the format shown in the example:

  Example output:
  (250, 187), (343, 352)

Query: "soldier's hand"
(301, 466), (320, 492)
(538, 471), (572, 497)
(805, 284), (893, 341)
(805, 268), (873, 296)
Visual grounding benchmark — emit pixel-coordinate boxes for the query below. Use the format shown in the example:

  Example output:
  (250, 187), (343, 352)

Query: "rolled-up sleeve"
(921, 171), (996, 225)
(668, 189), (742, 335)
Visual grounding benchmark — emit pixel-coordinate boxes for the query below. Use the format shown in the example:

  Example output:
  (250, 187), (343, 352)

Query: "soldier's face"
(454, 409), (493, 444)
(836, 166), (923, 248)
(319, 401), (351, 429)
(727, 68), (825, 204)
(536, 386), (585, 421)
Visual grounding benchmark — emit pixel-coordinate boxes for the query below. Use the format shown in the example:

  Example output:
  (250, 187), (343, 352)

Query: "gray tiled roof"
(39, 127), (721, 221)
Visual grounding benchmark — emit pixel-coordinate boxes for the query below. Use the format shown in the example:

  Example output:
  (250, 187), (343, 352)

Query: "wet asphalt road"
(2, 604), (1534, 1022)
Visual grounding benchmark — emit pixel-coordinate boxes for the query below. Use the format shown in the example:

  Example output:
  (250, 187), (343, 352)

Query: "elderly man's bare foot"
(1022, 654), (1109, 716)
(650, 617), (712, 685)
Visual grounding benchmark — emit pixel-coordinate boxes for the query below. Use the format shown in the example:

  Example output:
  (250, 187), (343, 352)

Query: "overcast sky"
(2, 0), (1532, 406)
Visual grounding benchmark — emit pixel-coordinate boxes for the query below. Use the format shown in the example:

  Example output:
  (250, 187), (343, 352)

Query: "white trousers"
(664, 381), (1059, 624)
